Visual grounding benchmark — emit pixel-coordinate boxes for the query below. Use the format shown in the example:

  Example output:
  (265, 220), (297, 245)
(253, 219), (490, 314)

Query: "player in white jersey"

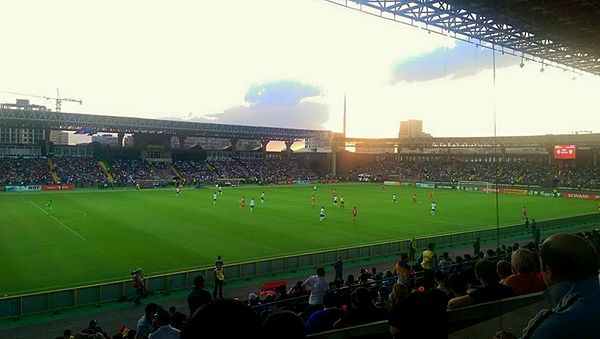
(431, 201), (437, 216)
(250, 198), (255, 212)
(313, 185), (317, 193)
(218, 185), (223, 195)
(333, 195), (338, 207)
(261, 192), (265, 203)
(320, 206), (325, 222)
(393, 194), (397, 204)
(213, 192), (217, 205)
(176, 186), (181, 197)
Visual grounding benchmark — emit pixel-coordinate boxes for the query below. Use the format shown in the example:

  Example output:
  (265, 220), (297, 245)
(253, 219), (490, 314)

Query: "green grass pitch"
(0, 183), (596, 296)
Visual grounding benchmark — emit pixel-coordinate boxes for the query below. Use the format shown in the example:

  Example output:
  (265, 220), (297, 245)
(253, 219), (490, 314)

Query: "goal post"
(215, 178), (245, 187)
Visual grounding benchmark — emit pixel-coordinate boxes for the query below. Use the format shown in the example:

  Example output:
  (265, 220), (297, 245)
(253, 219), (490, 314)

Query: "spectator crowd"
(351, 159), (600, 189)
(53, 229), (600, 339)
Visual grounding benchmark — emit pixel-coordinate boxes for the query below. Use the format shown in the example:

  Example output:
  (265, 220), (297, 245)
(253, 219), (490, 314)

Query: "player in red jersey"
(240, 196), (246, 209)
(352, 206), (358, 222)
(412, 193), (417, 204)
(311, 194), (316, 208)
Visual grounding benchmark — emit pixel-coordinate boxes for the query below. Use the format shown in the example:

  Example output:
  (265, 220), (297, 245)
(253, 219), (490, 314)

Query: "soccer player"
(393, 194), (397, 204)
(431, 201), (437, 216)
(381, 184), (385, 191)
(412, 193), (417, 204)
(46, 199), (53, 212)
(352, 206), (358, 222)
(261, 192), (265, 203)
(311, 194), (316, 208)
(340, 196), (345, 208)
(428, 191), (434, 202)
(249, 198), (255, 212)
(176, 185), (181, 197)
(319, 206), (325, 222)
(333, 195), (338, 207)
(213, 192), (217, 205)
(313, 185), (317, 194)
(521, 205), (528, 221)
(218, 185), (223, 195)
(332, 190), (336, 198)
(240, 196), (246, 209)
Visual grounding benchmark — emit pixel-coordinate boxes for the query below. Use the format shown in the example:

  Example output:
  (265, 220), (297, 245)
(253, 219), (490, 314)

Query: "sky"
(1, 0), (599, 143)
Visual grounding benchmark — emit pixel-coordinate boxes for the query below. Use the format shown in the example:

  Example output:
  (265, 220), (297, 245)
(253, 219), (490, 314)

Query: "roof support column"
(230, 138), (239, 152)
(284, 140), (294, 159)
(117, 132), (124, 148)
(261, 140), (270, 156)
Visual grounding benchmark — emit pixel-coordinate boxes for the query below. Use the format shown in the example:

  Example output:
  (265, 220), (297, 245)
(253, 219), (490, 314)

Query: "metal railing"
(1, 213), (599, 320)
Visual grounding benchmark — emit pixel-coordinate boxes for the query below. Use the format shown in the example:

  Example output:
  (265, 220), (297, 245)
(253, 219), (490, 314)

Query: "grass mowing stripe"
(28, 201), (87, 241)
(0, 184), (592, 295)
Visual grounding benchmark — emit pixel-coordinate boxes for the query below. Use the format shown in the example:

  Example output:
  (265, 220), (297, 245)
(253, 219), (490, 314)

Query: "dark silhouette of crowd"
(54, 229), (599, 338)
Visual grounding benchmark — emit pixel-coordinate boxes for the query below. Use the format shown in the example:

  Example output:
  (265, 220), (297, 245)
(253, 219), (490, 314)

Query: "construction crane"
(0, 88), (82, 112)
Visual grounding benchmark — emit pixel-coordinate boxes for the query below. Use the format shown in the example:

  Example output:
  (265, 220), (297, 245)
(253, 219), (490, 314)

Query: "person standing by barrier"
(213, 256), (225, 299)
(473, 237), (481, 256)
(334, 257), (343, 283)
(408, 238), (416, 261)
(532, 219), (540, 247)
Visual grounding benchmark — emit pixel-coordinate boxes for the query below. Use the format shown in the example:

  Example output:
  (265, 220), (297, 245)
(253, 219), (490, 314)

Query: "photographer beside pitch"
(494, 233), (600, 339)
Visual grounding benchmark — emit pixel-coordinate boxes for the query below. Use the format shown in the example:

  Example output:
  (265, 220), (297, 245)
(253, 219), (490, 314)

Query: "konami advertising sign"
(554, 145), (576, 159)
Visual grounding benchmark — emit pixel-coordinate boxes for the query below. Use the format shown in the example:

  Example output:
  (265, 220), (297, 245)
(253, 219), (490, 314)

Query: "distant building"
(0, 127), (46, 144)
(49, 131), (69, 145)
(1, 99), (49, 111)
(398, 119), (431, 138)
(92, 134), (118, 147)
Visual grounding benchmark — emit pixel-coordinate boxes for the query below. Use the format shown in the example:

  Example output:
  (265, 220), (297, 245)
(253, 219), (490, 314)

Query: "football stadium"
(1, 1), (600, 338)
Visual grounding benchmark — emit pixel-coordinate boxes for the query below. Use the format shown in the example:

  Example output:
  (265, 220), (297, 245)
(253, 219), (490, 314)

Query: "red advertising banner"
(41, 184), (75, 191)
(562, 192), (598, 200)
(501, 188), (528, 195)
(553, 145), (576, 159)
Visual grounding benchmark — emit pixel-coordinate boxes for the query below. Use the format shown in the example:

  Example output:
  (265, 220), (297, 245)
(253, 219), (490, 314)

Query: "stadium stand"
(350, 159), (600, 189)
(0, 157), (52, 185)
(3, 157), (599, 189)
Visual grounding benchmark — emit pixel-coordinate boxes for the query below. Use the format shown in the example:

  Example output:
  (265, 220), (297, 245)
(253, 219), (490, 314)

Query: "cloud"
(391, 41), (519, 83)
(244, 80), (322, 106)
(177, 80), (329, 130)
(200, 101), (328, 130)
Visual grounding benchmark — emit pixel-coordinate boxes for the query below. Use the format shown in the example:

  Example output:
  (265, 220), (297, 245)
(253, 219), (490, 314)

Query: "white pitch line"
(29, 201), (86, 241)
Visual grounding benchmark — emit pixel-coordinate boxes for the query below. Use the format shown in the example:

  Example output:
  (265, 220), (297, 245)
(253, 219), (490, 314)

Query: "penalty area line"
(29, 201), (86, 241)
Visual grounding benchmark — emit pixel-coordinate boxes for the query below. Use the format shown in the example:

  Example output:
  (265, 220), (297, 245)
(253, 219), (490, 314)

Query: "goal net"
(456, 181), (493, 193)
(215, 178), (245, 187)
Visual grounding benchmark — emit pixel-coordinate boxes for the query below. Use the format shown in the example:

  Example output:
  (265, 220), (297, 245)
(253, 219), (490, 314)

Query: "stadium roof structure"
(346, 133), (600, 149)
(0, 107), (331, 141)
(326, 0), (600, 75)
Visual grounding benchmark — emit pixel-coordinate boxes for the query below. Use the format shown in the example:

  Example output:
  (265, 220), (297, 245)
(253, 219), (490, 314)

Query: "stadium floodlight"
(540, 62), (545, 73)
